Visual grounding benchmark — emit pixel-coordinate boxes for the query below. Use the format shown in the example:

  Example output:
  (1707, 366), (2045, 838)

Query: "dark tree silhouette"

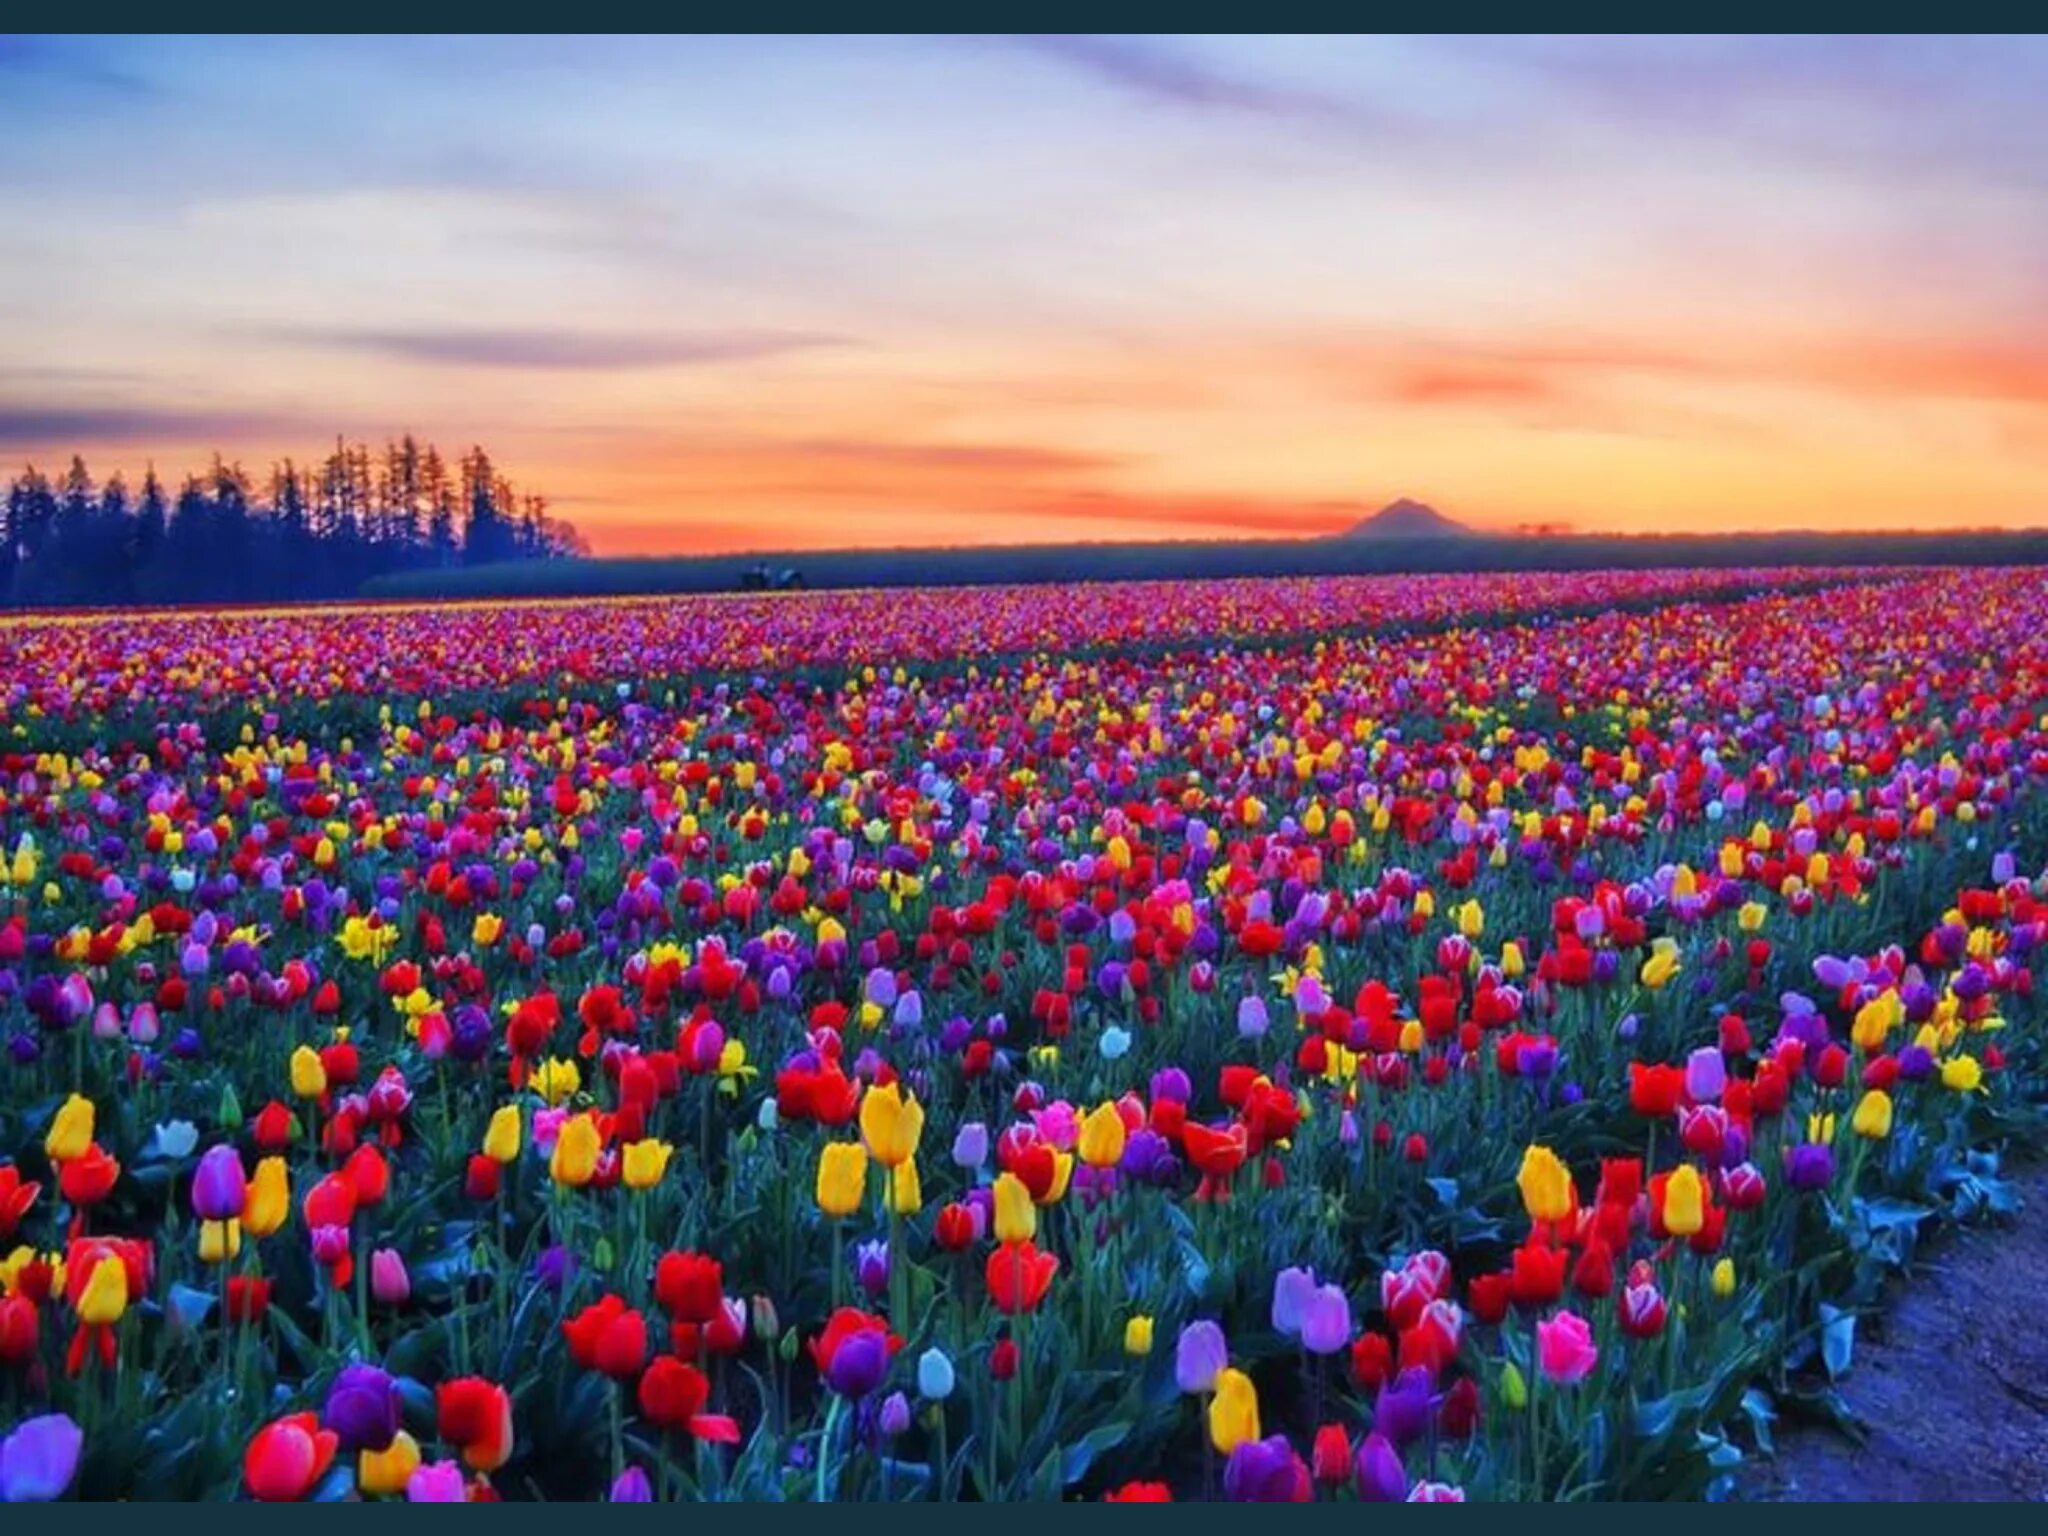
(1, 437), (580, 607)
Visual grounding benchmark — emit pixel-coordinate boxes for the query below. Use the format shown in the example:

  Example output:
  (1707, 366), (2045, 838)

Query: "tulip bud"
(371, 1248), (411, 1305)
(917, 1347), (955, 1400)
(1500, 1360), (1527, 1410)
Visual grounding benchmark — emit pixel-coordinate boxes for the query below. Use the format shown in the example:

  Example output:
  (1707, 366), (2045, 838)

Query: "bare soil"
(1746, 1163), (2048, 1501)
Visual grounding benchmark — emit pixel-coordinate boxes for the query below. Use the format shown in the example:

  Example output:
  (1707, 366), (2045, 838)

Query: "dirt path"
(1746, 1163), (2048, 1501)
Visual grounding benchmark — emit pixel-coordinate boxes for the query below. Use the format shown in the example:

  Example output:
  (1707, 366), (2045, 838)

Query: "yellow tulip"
(1516, 1145), (1574, 1224)
(0, 1247), (64, 1298)
(359, 1431), (423, 1497)
(483, 1105), (522, 1164)
(1852, 994), (1899, 1053)
(549, 1113), (601, 1188)
(1456, 899), (1484, 940)
(1851, 1089), (1893, 1140)
(1077, 1103), (1128, 1169)
(622, 1138), (673, 1190)
(1640, 940), (1681, 990)
(1941, 1054), (1984, 1093)
(45, 1093), (94, 1163)
(289, 1045), (327, 1099)
(1711, 1258), (1736, 1299)
(77, 1254), (128, 1325)
(889, 1156), (922, 1215)
(992, 1172), (1037, 1244)
(1500, 941), (1525, 979)
(198, 1218), (242, 1264)
(1123, 1315), (1154, 1356)
(533, 1057), (581, 1106)
(242, 1156), (289, 1237)
(1207, 1367), (1261, 1454)
(1661, 1164), (1705, 1237)
(1033, 1149), (1075, 1206)
(858, 1082), (925, 1168)
(815, 1141), (869, 1218)
(1737, 901), (1767, 932)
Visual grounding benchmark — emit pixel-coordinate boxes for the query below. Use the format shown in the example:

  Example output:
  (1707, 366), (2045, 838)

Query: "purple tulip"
(951, 1122), (988, 1169)
(1149, 1067), (1191, 1105)
(855, 1240), (890, 1300)
(878, 1391), (912, 1438)
(1355, 1430), (1407, 1502)
(609, 1467), (654, 1502)
(1300, 1283), (1352, 1355)
(1223, 1435), (1311, 1502)
(190, 1144), (247, 1222)
(823, 1328), (891, 1398)
(534, 1244), (578, 1292)
(323, 1363), (402, 1452)
(1236, 997), (1270, 1039)
(1684, 1046), (1726, 1104)
(0, 1413), (83, 1502)
(1174, 1320), (1228, 1394)
(1373, 1366), (1440, 1448)
(1785, 1142), (1835, 1192)
(1270, 1265), (1317, 1337)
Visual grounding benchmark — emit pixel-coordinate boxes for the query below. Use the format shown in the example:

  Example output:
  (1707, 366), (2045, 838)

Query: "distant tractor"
(738, 563), (805, 592)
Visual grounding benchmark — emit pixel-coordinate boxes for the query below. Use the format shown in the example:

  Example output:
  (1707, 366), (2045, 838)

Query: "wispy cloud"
(785, 439), (1123, 474)
(0, 404), (299, 450)
(1012, 35), (1391, 139)
(291, 326), (852, 371)
(0, 36), (158, 97)
(1303, 330), (2048, 408)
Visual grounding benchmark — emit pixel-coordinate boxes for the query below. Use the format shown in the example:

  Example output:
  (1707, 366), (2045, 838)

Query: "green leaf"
(1054, 1419), (1135, 1488)
(1819, 1304), (1855, 1380)
(166, 1281), (217, 1332)
(1739, 1387), (1777, 1456)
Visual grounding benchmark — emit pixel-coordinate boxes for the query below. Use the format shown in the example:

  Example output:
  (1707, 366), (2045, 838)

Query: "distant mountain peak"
(1342, 499), (1473, 540)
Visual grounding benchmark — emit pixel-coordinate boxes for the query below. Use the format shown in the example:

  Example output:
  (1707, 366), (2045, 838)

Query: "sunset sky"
(3, 34), (2046, 554)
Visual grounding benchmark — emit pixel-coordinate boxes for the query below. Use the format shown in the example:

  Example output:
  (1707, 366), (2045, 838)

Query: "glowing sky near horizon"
(3, 33), (2046, 554)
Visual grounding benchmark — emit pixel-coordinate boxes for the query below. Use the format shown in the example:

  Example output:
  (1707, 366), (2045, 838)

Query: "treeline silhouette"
(3, 437), (583, 607)
(367, 527), (2048, 601)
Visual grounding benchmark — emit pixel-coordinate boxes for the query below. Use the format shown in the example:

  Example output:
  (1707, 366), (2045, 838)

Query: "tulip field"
(2, 564), (2046, 1502)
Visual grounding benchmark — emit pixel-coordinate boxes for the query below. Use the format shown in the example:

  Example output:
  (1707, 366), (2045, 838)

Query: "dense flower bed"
(0, 567), (1858, 728)
(0, 566), (2042, 1502)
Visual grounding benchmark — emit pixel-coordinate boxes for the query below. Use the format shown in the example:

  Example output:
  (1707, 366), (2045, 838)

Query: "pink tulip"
(1535, 1309), (1599, 1385)
(406, 1460), (467, 1502)
(371, 1248), (410, 1305)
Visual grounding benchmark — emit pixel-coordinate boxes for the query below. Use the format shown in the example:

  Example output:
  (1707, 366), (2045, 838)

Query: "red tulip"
(59, 1144), (119, 1207)
(0, 1164), (41, 1241)
(1508, 1242), (1567, 1308)
(638, 1355), (710, 1429)
(1312, 1424), (1352, 1483)
(985, 1240), (1058, 1314)
(436, 1376), (515, 1471)
(1104, 1481), (1173, 1501)
(226, 1275), (272, 1323)
(563, 1294), (648, 1379)
(0, 1293), (38, 1364)
(654, 1251), (724, 1324)
(343, 1145), (390, 1206)
(244, 1411), (338, 1501)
